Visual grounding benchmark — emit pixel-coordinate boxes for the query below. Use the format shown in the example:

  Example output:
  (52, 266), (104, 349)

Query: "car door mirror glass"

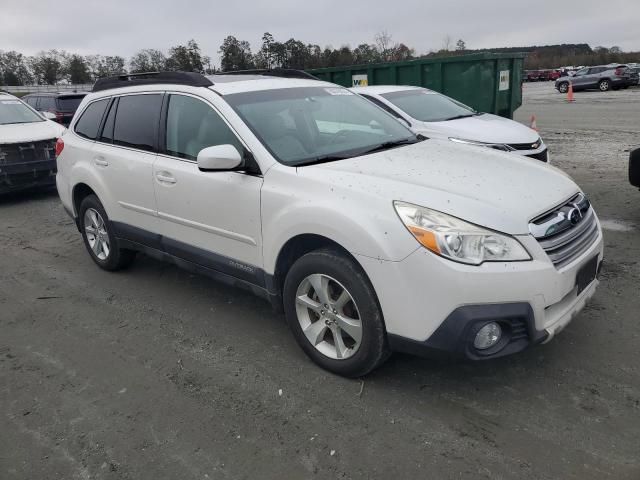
(41, 111), (56, 120)
(197, 144), (243, 171)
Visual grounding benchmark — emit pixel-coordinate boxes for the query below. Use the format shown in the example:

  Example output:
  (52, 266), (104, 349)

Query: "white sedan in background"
(350, 85), (549, 163)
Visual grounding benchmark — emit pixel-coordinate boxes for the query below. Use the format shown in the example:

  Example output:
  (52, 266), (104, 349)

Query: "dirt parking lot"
(1, 81), (640, 480)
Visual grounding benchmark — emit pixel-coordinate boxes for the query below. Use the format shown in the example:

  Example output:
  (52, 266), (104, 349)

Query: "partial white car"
(351, 85), (549, 162)
(56, 71), (602, 377)
(0, 91), (65, 194)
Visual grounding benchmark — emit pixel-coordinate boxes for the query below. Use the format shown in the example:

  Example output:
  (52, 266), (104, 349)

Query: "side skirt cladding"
(111, 221), (281, 307)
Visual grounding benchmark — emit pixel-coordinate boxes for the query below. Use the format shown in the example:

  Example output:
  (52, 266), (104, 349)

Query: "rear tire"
(283, 249), (390, 377)
(79, 195), (136, 271)
(598, 79), (610, 92)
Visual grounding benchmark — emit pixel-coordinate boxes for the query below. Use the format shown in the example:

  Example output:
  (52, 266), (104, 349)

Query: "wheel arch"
(72, 183), (97, 217)
(268, 233), (388, 316)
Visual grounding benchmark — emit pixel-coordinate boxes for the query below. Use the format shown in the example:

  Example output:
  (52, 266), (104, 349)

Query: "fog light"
(474, 322), (502, 350)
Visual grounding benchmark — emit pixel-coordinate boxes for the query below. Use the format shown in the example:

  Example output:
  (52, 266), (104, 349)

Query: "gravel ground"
(1, 81), (640, 480)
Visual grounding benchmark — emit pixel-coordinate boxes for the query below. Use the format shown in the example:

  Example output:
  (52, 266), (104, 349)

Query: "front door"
(152, 93), (264, 284)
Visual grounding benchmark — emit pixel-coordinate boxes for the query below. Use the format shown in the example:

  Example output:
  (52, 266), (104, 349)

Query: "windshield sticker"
(324, 88), (353, 96)
(1, 100), (22, 105)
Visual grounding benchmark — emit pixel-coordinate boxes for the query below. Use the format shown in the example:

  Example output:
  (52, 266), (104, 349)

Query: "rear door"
(90, 93), (162, 239)
(152, 92), (264, 279)
(586, 67), (605, 87)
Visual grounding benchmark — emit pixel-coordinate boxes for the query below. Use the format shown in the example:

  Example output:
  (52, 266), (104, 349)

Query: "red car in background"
(524, 69), (562, 81)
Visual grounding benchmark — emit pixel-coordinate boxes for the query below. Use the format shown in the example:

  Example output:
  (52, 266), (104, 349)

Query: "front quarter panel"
(261, 164), (419, 274)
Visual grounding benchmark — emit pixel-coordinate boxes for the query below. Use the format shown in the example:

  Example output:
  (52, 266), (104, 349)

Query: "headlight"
(394, 201), (531, 265)
(449, 137), (513, 152)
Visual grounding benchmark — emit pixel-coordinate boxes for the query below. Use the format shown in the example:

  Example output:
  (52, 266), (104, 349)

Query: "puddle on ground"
(599, 219), (636, 232)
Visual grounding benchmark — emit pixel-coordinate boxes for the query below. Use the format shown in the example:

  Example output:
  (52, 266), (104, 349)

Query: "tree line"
(1, 33), (637, 86)
(0, 32), (431, 86)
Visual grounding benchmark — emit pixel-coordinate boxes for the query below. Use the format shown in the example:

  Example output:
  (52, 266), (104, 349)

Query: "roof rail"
(220, 69), (319, 80)
(92, 71), (213, 92)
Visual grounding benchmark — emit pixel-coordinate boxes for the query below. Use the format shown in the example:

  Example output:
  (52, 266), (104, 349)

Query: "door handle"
(156, 172), (176, 184)
(94, 157), (109, 167)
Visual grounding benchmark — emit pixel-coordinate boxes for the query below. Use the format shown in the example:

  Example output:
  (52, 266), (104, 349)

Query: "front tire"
(79, 195), (136, 271)
(557, 82), (569, 94)
(598, 79), (610, 92)
(283, 249), (390, 377)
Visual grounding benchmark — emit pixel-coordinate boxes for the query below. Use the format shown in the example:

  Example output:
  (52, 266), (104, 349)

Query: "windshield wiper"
(293, 153), (355, 167)
(292, 136), (423, 167)
(356, 136), (422, 156)
(443, 114), (475, 121)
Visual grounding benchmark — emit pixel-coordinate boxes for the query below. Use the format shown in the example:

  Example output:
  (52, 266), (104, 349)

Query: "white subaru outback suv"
(56, 71), (603, 377)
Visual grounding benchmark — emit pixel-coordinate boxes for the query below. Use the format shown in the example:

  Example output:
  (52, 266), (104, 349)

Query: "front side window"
(381, 89), (477, 123)
(74, 99), (109, 140)
(165, 94), (243, 160)
(0, 98), (45, 125)
(112, 94), (162, 152)
(226, 87), (416, 166)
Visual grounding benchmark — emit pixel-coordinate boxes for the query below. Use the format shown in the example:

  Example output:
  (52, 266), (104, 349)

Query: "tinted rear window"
(74, 99), (109, 140)
(39, 96), (56, 111)
(113, 94), (162, 152)
(56, 96), (85, 112)
(100, 98), (118, 143)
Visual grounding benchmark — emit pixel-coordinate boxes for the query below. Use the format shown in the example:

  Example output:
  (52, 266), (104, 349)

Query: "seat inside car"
(258, 113), (307, 160)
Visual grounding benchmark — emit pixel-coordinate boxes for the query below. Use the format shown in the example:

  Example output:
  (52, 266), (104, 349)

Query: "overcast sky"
(2, 0), (639, 64)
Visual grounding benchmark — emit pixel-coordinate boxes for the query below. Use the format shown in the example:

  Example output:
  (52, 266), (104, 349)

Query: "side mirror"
(41, 111), (56, 121)
(197, 144), (243, 171)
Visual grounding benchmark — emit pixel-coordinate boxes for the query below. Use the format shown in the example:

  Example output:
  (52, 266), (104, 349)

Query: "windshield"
(225, 86), (417, 166)
(0, 98), (44, 125)
(381, 89), (477, 122)
(57, 96), (85, 112)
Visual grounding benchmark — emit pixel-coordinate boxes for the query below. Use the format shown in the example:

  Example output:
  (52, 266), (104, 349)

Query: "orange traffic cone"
(567, 82), (575, 103)
(530, 114), (538, 131)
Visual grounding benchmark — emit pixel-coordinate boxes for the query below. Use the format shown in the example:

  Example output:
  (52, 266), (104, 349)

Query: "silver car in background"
(555, 64), (636, 92)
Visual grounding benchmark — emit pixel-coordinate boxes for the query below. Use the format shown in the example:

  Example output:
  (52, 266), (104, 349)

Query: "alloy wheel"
(84, 208), (110, 261)
(295, 273), (363, 360)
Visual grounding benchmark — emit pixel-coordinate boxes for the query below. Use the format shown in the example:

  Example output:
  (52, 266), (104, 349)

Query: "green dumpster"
(307, 52), (527, 119)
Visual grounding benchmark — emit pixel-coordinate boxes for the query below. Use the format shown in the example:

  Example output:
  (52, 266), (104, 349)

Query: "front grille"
(530, 193), (599, 269)
(0, 139), (56, 165)
(526, 150), (548, 162)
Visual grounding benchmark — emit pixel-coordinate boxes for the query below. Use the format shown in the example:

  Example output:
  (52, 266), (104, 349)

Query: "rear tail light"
(55, 138), (64, 157)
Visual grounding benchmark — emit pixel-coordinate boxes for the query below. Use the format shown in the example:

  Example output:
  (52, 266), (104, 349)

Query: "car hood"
(304, 139), (578, 234)
(0, 120), (65, 144)
(413, 113), (539, 145)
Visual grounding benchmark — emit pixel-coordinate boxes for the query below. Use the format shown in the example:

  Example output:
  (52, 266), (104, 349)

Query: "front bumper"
(357, 224), (603, 360)
(0, 159), (57, 193)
